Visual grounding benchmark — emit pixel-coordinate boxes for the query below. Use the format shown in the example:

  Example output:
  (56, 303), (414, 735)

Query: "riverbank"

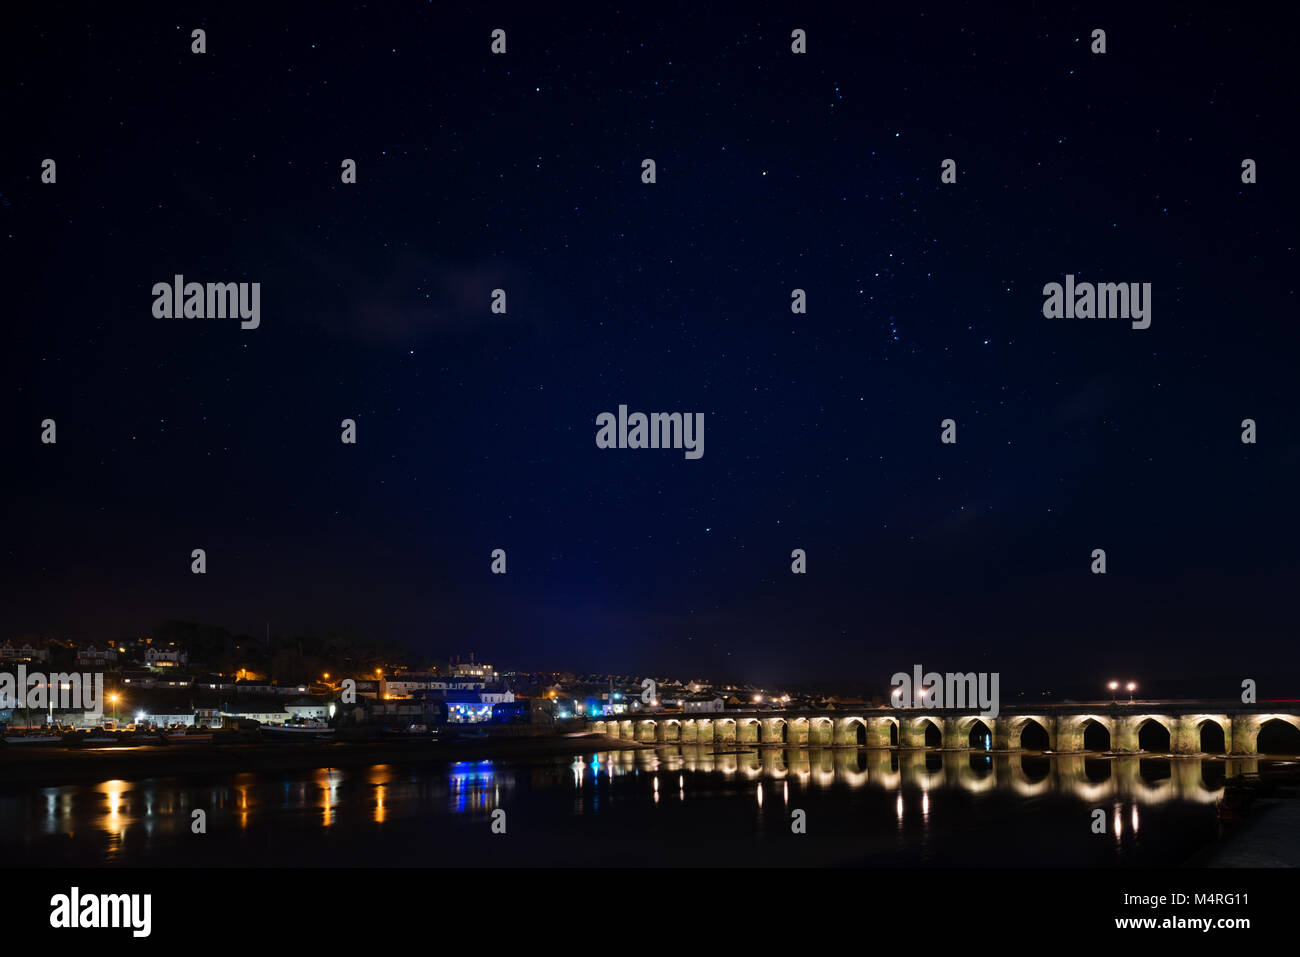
(0, 732), (648, 787)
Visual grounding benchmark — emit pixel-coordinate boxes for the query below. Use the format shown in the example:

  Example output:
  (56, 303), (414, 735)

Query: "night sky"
(3, 2), (1296, 693)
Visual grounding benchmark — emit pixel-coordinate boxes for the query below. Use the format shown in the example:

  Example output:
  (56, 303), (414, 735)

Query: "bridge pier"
(1231, 715), (1258, 755)
(899, 717), (937, 748)
(715, 718), (737, 744)
(679, 718), (699, 744)
(809, 718), (835, 746)
(942, 718), (969, 750)
(695, 718), (715, 744)
(833, 717), (863, 746)
(866, 717), (894, 748)
(786, 717), (809, 746)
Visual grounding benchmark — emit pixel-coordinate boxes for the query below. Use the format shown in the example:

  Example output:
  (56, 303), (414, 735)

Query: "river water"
(2, 747), (1286, 866)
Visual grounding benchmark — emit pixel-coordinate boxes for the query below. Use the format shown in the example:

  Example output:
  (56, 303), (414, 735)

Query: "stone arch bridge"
(588, 701), (1300, 755)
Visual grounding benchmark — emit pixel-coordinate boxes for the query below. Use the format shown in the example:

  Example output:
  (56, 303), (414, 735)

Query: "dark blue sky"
(2, 2), (1297, 692)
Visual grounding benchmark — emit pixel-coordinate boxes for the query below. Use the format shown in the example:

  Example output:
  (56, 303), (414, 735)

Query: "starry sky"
(2, 2), (1297, 694)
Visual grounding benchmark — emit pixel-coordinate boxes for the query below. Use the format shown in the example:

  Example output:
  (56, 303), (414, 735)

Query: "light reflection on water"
(0, 747), (1276, 866)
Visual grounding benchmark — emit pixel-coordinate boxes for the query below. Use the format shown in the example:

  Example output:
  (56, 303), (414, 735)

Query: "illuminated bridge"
(589, 701), (1300, 755)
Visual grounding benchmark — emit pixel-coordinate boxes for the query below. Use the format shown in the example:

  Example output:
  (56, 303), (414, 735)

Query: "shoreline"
(0, 733), (650, 787)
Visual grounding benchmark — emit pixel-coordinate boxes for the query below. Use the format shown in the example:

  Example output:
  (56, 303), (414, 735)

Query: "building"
(443, 691), (496, 724)
(380, 674), (488, 698)
(285, 697), (330, 720)
(220, 705), (292, 726)
(449, 654), (496, 680)
(146, 712), (197, 728)
(0, 642), (49, 662)
(490, 700), (530, 723)
(145, 647), (189, 668)
(232, 680), (310, 696)
(75, 645), (118, 667)
(683, 696), (726, 713)
(379, 672), (440, 699)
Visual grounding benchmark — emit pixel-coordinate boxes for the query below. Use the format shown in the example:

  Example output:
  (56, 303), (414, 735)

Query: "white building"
(449, 655), (496, 680)
(380, 674), (488, 698)
(0, 643), (49, 662)
(286, 698), (329, 720)
(75, 645), (118, 666)
(683, 697), (726, 713)
(145, 647), (189, 668)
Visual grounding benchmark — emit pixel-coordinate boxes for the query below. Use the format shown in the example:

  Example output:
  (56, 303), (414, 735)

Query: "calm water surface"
(2, 747), (1285, 866)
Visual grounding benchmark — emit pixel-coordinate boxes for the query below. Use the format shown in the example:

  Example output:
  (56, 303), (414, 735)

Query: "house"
(75, 645), (118, 667)
(683, 695), (726, 713)
(0, 642), (49, 662)
(145, 647), (189, 668)
(285, 697), (330, 720)
(220, 702), (292, 725)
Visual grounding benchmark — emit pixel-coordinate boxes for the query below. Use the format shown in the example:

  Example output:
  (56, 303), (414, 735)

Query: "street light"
(1126, 681), (1137, 702)
(1107, 681), (1119, 702)
(109, 693), (119, 726)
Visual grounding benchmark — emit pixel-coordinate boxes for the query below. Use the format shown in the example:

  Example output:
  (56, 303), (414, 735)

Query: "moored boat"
(0, 733), (65, 747)
(260, 721), (335, 741)
(162, 731), (214, 744)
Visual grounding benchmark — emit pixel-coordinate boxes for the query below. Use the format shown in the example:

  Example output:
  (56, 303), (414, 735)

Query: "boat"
(382, 723), (437, 738)
(162, 731), (214, 744)
(0, 733), (64, 747)
(76, 734), (119, 745)
(260, 721), (335, 741)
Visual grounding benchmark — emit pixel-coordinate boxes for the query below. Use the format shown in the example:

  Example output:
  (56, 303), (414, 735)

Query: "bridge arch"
(1057, 715), (1114, 752)
(991, 715), (1054, 751)
(763, 717), (790, 744)
(1196, 717), (1227, 753)
(1133, 715), (1174, 753)
(1252, 715), (1300, 754)
(1019, 718), (1052, 750)
(902, 715), (943, 749)
(657, 718), (682, 743)
(964, 717), (994, 750)
(1082, 718), (1112, 751)
(834, 716), (870, 747)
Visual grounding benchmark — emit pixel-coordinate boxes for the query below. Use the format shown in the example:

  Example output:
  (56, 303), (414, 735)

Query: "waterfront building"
(0, 642), (50, 662)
